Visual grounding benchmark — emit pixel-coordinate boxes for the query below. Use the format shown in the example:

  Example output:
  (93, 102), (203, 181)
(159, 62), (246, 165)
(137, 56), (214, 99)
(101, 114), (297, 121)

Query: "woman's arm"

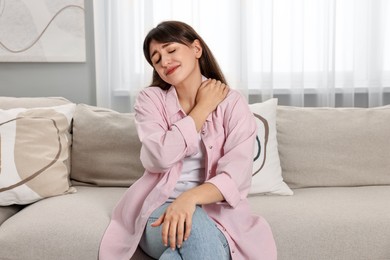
(135, 80), (228, 173)
(134, 89), (199, 172)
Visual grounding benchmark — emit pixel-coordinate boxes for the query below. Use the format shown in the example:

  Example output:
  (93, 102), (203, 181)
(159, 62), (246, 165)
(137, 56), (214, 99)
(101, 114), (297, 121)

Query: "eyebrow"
(150, 42), (173, 60)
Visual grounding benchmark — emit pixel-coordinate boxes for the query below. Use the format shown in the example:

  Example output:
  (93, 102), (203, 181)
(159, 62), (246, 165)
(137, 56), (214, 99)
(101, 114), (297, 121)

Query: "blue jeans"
(139, 202), (231, 260)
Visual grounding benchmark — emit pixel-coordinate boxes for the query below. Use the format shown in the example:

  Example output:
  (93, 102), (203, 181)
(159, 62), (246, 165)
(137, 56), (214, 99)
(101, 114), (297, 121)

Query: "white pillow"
(249, 99), (293, 195)
(0, 104), (76, 205)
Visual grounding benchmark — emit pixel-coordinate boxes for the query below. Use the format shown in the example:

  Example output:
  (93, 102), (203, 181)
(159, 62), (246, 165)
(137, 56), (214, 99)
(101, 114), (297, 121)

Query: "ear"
(192, 39), (203, 58)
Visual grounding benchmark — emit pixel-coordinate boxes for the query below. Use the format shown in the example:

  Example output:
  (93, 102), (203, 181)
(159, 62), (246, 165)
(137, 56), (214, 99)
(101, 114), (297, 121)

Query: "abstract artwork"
(0, 0), (85, 62)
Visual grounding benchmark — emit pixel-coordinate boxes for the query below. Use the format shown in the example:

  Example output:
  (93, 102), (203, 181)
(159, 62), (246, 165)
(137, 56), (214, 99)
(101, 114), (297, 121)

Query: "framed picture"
(0, 0), (85, 62)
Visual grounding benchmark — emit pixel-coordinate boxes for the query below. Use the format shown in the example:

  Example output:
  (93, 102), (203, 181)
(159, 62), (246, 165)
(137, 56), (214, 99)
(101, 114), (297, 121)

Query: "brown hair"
(143, 20), (227, 90)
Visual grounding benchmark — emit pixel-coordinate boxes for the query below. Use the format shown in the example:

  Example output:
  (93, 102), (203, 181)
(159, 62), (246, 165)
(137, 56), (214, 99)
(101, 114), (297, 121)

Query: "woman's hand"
(150, 183), (224, 250)
(195, 79), (229, 114)
(151, 196), (196, 250)
(189, 79), (229, 132)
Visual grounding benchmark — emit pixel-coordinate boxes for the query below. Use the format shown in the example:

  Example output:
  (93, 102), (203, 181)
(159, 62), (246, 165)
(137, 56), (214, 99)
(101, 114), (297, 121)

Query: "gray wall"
(0, 1), (96, 105)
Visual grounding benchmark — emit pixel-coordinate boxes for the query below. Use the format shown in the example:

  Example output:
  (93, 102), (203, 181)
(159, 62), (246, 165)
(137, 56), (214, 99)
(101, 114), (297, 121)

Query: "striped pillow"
(0, 104), (76, 205)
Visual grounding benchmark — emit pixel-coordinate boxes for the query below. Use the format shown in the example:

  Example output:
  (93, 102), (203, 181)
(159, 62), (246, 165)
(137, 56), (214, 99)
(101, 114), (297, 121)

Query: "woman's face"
(149, 39), (202, 87)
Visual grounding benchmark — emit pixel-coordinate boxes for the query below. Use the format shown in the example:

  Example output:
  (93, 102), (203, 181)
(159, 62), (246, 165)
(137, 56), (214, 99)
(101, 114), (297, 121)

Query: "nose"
(161, 54), (171, 67)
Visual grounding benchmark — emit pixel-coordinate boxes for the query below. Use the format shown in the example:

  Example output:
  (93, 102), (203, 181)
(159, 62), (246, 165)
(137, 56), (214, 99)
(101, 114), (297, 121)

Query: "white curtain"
(93, 0), (390, 112)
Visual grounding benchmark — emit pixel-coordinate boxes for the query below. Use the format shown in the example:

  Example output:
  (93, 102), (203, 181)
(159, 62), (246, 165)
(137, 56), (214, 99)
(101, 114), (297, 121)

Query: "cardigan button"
(201, 130), (206, 134)
(209, 145), (213, 149)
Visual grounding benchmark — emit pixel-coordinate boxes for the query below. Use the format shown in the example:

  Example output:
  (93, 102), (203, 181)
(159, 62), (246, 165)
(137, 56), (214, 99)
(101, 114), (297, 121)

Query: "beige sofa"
(1, 96), (389, 260)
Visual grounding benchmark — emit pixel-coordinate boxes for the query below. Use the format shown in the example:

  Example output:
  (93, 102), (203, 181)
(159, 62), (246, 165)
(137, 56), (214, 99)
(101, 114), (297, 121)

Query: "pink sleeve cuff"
(206, 173), (241, 208)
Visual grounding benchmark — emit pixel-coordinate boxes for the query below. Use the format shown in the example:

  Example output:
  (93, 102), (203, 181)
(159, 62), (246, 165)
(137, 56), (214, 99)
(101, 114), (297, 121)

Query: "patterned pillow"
(249, 99), (293, 195)
(0, 104), (76, 205)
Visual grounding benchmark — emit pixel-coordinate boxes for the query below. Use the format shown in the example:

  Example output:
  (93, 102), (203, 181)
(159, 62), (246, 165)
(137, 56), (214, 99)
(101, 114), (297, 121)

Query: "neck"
(175, 71), (203, 115)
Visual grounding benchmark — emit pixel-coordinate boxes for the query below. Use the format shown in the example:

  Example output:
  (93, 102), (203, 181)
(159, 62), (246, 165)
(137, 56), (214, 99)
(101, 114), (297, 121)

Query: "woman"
(99, 21), (277, 260)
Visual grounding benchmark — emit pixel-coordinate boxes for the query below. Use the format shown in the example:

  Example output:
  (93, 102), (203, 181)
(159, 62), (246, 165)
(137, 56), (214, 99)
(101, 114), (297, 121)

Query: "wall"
(0, 1), (96, 105)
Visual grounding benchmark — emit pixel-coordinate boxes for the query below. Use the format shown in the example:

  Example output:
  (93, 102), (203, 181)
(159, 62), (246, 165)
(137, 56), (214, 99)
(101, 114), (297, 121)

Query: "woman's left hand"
(151, 195), (196, 250)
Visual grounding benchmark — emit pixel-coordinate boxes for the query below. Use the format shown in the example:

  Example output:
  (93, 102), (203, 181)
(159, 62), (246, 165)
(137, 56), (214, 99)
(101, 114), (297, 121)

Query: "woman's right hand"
(151, 196), (196, 250)
(189, 79), (229, 132)
(195, 79), (229, 114)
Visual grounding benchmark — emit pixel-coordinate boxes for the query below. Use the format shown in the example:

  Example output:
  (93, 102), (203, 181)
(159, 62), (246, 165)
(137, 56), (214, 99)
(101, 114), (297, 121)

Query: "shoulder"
(135, 86), (169, 106)
(220, 89), (249, 110)
(216, 89), (257, 135)
(227, 88), (244, 99)
(138, 86), (167, 99)
(219, 89), (255, 123)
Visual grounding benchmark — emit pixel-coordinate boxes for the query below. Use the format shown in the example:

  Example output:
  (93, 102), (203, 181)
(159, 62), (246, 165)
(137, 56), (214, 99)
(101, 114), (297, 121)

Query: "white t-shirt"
(169, 134), (205, 199)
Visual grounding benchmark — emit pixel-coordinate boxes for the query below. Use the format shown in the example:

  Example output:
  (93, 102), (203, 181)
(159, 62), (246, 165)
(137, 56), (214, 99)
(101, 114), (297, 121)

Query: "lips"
(165, 65), (179, 76)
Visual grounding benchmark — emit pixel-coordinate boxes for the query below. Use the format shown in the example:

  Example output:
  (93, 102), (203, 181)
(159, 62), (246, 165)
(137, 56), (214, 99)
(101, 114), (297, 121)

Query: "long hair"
(143, 21), (227, 90)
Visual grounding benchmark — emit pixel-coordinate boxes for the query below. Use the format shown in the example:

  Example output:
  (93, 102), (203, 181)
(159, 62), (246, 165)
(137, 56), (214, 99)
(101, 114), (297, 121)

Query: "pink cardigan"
(99, 85), (277, 260)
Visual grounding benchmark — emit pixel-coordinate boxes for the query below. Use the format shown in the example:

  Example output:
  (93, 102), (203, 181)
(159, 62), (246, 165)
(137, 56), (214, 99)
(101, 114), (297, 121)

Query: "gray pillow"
(277, 105), (390, 188)
(71, 104), (144, 186)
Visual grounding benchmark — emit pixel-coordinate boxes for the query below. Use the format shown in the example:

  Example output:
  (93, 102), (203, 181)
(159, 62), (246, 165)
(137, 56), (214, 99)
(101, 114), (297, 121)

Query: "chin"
(164, 76), (184, 87)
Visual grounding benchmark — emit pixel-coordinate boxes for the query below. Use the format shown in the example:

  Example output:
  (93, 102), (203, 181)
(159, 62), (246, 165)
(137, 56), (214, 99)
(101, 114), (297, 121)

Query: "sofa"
(0, 96), (389, 260)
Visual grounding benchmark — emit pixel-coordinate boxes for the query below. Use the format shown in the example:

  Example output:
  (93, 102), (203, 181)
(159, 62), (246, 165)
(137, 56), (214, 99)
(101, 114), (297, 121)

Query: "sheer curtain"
(93, 0), (390, 112)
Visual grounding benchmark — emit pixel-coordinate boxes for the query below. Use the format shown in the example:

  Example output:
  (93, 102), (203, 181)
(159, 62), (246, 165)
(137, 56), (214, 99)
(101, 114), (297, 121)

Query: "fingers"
(196, 79), (229, 111)
(160, 215), (187, 250)
(207, 79), (225, 88)
(207, 79), (229, 98)
(200, 79), (229, 91)
(176, 216), (185, 248)
(199, 78), (212, 88)
(152, 210), (193, 250)
(184, 216), (192, 242)
(167, 218), (177, 250)
(160, 215), (171, 247)
(150, 214), (164, 227)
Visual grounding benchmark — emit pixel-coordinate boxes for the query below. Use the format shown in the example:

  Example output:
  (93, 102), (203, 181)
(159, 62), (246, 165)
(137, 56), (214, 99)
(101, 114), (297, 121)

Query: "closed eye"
(153, 50), (175, 64)
(153, 55), (161, 64)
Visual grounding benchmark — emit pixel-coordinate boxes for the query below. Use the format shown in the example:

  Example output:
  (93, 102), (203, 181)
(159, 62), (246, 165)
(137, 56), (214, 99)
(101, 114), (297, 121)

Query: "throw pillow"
(71, 104), (144, 187)
(249, 99), (293, 195)
(0, 104), (76, 205)
(277, 105), (390, 188)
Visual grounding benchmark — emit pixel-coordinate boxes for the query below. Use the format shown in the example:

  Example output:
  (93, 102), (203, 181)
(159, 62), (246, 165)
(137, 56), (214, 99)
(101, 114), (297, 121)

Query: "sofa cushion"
(0, 186), (126, 260)
(71, 104), (144, 186)
(0, 104), (76, 205)
(0, 205), (24, 225)
(0, 97), (71, 109)
(249, 99), (293, 195)
(249, 186), (390, 260)
(277, 105), (390, 188)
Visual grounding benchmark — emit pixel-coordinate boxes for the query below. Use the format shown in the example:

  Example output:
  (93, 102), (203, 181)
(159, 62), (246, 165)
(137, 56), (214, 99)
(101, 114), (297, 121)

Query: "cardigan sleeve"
(134, 88), (199, 173)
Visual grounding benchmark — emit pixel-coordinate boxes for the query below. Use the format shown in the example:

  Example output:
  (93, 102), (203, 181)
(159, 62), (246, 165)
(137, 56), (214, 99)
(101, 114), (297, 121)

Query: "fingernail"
(177, 245), (181, 248)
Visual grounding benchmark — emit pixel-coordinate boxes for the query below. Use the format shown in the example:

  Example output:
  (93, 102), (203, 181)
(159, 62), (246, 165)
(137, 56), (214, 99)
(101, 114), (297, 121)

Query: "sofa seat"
(0, 205), (23, 226)
(249, 186), (390, 260)
(0, 186), (126, 260)
(2, 185), (389, 260)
